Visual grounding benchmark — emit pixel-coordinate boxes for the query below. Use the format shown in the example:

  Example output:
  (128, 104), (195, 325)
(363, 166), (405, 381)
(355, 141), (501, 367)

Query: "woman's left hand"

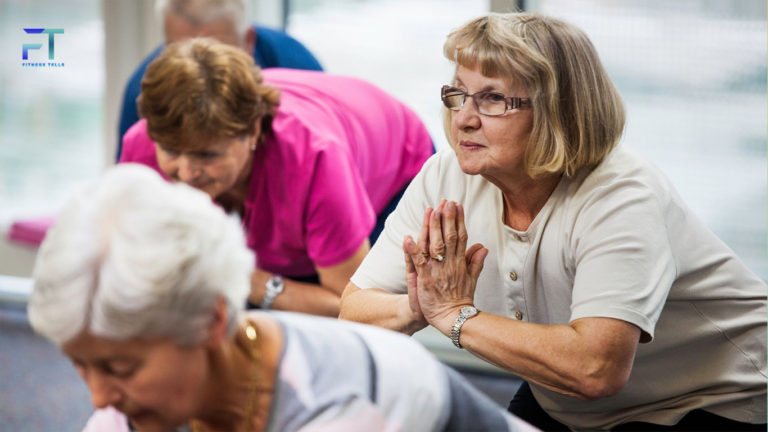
(402, 200), (488, 334)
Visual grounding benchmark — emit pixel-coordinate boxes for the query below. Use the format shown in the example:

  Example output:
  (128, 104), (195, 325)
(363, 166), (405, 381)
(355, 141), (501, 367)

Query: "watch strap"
(450, 306), (478, 349)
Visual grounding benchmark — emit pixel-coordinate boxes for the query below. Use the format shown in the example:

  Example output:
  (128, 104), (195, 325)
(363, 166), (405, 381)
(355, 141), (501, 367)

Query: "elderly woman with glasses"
(339, 12), (767, 431)
(119, 38), (433, 317)
(28, 164), (536, 432)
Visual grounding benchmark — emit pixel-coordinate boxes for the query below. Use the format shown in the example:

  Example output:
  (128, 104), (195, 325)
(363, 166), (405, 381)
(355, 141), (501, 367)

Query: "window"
(0, 0), (104, 224)
(532, 0), (766, 278)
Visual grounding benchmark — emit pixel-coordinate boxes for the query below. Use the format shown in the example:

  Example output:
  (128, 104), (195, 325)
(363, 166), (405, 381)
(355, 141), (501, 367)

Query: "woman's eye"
(160, 147), (179, 157)
(105, 361), (137, 378)
(482, 92), (506, 103)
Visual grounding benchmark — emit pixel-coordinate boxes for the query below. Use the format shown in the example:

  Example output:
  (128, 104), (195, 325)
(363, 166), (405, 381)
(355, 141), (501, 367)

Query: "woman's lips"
(459, 140), (484, 150)
(126, 409), (153, 426)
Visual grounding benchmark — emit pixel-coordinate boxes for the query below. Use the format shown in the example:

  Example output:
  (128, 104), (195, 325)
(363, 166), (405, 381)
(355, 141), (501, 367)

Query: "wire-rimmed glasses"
(441, 85), (532, 116)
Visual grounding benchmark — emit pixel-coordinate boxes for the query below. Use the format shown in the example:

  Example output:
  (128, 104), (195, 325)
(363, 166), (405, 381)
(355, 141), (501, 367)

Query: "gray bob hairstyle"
(443, 13), (625, 177)
(27, 164), (253, 346)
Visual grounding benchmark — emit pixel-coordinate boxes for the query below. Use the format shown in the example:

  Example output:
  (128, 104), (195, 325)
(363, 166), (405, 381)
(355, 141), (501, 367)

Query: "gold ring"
(435, 254), (444, 262)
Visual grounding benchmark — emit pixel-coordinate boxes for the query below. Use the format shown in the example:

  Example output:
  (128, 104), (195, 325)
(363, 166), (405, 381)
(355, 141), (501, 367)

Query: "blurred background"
(1, 0), (765, 430)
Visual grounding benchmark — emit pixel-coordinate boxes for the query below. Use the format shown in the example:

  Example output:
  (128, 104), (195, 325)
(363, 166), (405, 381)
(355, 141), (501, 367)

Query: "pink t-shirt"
(120, 68), (432, 276)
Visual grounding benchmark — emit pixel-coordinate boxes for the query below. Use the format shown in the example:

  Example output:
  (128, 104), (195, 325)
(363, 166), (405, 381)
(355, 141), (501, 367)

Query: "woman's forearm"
(339, 284), (427, 335)
(249, 269), (341, 317)
(448, 313), (640, 400)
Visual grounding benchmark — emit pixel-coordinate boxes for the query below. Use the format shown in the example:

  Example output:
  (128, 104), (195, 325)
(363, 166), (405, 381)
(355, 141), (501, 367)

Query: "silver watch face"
(460, 306), (477, 317)
(267, 276), (284, 294)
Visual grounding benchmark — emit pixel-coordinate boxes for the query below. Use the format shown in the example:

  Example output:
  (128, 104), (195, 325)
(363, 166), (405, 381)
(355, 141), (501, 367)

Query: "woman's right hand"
(402, 200), (488, 334)
(403, 208), (433, 323)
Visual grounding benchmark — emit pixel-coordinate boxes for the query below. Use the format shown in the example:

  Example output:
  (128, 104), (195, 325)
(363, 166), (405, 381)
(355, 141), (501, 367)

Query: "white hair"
(27, 164), (253, 347)
(156, 0), (251, 40)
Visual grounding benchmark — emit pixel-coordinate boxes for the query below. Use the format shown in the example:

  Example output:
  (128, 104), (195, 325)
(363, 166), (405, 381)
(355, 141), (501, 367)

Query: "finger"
(467, 244), (488, 281)
(429, 200), (447, 260)
(456, 203), (468, 256)
(418, 207), (433, 258)
(441, 201), (459, 260)
(402, 237), (421, 315)
(404, 235), (429, 269)
(403, 237), (417, 275)
(465, 243), (484, 263)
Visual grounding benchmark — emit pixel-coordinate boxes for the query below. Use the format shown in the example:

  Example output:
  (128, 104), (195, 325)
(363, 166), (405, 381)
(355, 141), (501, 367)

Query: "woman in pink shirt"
(120, 38), (433, 317)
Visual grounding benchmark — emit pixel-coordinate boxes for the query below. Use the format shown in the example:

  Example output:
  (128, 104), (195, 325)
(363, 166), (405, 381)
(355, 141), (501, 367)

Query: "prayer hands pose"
(402, 200), (488, 333)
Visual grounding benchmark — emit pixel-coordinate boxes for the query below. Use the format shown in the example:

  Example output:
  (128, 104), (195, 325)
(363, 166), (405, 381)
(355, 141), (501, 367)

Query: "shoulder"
(120, 120), (155, 158)
(119, 119), (165, 177)
(270, 311), (435, 364)
(252, 25), (323, 71)
(582, 146), (667, 192)
(565, 146), (673, 213)
(253, 25), (296, 42)
(253, 25), (314, 52)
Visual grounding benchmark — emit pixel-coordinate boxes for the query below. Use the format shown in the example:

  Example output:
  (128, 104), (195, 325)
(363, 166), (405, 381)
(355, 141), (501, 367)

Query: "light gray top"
(352, 146), (767, 430)
(264, 311), (533, 432)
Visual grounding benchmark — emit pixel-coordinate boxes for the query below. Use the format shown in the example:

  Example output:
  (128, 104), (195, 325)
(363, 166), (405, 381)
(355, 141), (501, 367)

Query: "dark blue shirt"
(116, 25), (322, 160)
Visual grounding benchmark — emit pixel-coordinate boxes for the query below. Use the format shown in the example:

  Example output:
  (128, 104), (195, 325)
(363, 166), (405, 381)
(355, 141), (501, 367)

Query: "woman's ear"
(242, 26), (256, 57)
(205, 296), (230, 348)
(249, 121), (262, 151)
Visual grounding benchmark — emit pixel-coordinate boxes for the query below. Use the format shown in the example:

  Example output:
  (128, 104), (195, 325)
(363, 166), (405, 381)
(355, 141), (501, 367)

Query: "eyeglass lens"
(441, 86), (508, 116)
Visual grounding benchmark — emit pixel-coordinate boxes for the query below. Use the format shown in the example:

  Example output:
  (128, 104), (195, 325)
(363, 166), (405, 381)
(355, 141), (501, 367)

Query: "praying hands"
(402, 199), (489, 335)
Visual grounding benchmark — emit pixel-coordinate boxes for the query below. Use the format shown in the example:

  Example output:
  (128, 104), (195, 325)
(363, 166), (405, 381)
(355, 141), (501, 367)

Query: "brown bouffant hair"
(443, 13), (625, 177)
(138, 37), (281, 150)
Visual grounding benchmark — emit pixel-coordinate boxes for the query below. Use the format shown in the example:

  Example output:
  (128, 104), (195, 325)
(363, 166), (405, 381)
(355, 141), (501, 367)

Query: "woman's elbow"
(338, 282), (360, 320)
(577, 363), (632, 400)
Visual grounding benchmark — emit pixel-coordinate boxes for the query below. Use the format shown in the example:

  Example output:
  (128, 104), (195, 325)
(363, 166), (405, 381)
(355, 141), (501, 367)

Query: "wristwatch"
(260, 275), (284, 310)
(450, 305), (479, 349)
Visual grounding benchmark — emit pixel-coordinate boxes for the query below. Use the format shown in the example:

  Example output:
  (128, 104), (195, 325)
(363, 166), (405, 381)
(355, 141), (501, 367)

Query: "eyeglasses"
(441, 85), (532, 116)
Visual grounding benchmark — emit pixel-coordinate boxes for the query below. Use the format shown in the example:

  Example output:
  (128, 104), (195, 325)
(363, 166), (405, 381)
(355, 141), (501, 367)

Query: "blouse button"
(509, 271), (518, 281)
(514, 310), (523, 320)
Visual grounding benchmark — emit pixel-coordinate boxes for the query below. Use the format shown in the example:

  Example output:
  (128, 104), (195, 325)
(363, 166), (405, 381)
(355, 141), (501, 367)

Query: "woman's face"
(63, 331), (209, 432)
(449, 64), (534, 183)
(155, 134), (256, 199)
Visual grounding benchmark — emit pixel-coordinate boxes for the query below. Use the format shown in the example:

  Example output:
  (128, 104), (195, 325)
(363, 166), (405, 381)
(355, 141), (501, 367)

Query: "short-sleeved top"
(81, 311), (537, 432)
(116, 25), (323, 160)
(120, 68), (433, 277)
(351, 146), (767, 430)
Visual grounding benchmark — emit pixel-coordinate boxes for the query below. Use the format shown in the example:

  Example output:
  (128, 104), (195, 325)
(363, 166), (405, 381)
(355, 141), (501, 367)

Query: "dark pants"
(508, 382), (766, 431)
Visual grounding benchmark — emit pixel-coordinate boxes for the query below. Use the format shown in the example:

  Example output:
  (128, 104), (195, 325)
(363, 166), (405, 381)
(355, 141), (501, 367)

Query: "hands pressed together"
(402, 199), (489, 334)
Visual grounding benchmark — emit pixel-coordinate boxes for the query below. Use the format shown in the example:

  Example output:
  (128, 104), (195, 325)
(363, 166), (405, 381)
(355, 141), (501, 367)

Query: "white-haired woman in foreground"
(27, 164), (535, 432)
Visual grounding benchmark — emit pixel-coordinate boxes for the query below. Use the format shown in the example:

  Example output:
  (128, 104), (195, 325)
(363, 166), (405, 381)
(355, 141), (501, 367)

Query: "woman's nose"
(453, 99), (481, 131)
(176, 155), (202, 183)
(84, 369), (122, 409)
